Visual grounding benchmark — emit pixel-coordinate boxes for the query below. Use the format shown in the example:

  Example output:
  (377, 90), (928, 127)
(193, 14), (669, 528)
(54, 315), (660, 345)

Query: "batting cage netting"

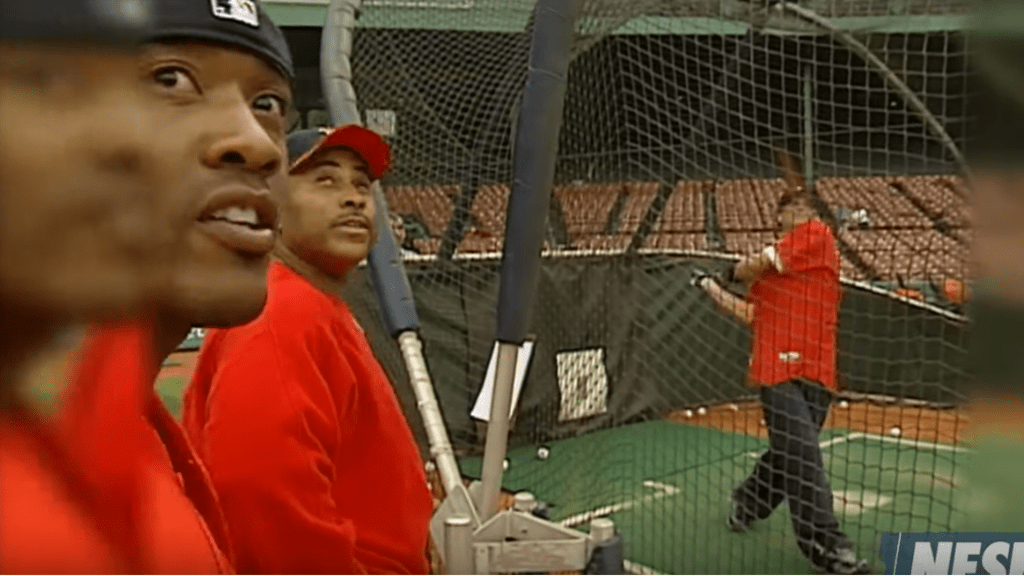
(279, 0), (971, 573)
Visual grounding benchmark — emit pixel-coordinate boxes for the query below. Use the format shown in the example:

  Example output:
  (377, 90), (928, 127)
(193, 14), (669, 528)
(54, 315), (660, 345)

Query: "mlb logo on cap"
(210, 0), (258, 28)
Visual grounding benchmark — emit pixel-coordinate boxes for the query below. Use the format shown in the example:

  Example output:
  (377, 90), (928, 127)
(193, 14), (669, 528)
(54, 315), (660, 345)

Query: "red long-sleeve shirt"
(182, 261), (432, 575)
(1, 409), (136, 574)
(61, 324), (233, 575)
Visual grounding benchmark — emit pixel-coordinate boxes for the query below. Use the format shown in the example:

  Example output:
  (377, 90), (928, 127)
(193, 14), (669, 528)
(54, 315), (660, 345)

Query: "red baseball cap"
(286, 125), (392, 180)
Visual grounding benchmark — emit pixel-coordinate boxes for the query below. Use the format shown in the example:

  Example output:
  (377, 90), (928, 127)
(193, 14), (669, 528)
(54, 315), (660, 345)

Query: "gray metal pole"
(398, 332), (462, 494)
(477, 342), (520, 520)
(803, 65), (815, 193)
(443, 516), (475, 574)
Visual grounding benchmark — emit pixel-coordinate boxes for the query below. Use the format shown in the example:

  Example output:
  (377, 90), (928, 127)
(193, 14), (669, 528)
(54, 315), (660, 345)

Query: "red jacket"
(61, 324), (233, 574)
(182, 261), (432, 575)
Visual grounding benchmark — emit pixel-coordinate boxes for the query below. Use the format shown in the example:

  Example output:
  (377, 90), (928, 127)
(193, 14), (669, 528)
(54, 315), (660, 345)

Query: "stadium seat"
(470, 184), (510, 235)
(411, 238), (441, 255)
(714, 179), (784, 232)
(894, 175), (970, 227)
(722, 231), (778, 255)
(457, 236), (503, 254)
(573, 235), (633, 252)
(841, 229), (968, 283)
(554, 183), (622, 244)
(646, 233), (706, 251)
(383, 185), (457, 238)
(615, 182), (659, 235)
(655, 181), (707, 233)
(817, 177), (931, 229)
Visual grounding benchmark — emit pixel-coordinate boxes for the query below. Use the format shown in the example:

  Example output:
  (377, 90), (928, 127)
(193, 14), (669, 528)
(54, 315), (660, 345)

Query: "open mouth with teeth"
(196, 197), (278, 258)
(332, 216), (372, 237)
(208, 206), (264, 229)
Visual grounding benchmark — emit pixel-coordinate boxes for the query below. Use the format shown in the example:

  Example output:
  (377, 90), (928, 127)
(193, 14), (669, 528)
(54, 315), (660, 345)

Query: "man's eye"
(151, 67), (199, 94)
(254, 94), (286, 116)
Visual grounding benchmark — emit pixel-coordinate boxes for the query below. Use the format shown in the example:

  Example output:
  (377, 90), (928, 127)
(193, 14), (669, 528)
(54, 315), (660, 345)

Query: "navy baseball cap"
(146, 0), (293, 81)
(0, 0), (152, 45)
(287, 125), (393, 181)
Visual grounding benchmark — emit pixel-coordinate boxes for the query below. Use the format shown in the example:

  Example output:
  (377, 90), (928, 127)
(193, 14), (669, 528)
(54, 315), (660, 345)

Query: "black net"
(289, 0), (973, 572)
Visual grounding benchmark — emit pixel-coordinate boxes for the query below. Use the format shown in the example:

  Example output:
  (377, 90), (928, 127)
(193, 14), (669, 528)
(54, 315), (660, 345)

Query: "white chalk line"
(623, 559), (665, 575)
(744, 431), (968, 459)
(744, 431), (858, 459)
(558, 480), (681, 528)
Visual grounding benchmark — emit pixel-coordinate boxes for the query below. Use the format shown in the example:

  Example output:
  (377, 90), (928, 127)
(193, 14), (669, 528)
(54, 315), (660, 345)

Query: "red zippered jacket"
(182, 261), (432, 574)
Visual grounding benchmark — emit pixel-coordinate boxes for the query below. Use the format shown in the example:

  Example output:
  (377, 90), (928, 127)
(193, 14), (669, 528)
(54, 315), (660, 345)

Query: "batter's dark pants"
(733, 378), (851, 565)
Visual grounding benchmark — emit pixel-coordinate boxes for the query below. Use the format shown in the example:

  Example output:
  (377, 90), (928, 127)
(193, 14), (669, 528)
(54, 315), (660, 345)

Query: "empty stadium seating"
(656, 181), (707, 233)
(817, 177), (932, 229)
(721, 231), (778, 255)
(384, 185), (457, 238)
(646, 233), (706, 251)
(554, 183), (622, 243)
(714, 179), (787, 232)
(841, 228), (968, 283)
(381, 175), (972, 286)
(572, 182), (660, 251)
(618, 183), (660, 234)
(411, 238), (441, 255)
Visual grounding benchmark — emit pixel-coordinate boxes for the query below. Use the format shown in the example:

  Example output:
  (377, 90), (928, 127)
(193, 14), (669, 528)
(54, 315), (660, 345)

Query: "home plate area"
(832, 489), (892, 515)
(456, 420), (964, 573)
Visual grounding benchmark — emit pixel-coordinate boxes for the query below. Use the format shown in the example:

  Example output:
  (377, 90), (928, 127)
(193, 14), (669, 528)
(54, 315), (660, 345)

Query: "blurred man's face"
(281, 147), (377, 277)
(391, 214), (407, 246)
(140, 42), (290, 327)
(0, 41), (163, 321)
(778, 198), (815, 233)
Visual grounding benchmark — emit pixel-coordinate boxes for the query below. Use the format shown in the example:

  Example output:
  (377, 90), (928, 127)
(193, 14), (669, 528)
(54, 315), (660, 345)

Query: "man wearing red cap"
(182, 125), (433, 575)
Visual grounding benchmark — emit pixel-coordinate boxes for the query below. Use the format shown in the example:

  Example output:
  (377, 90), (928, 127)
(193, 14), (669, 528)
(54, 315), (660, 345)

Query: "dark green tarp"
(341, 254), (968, 455)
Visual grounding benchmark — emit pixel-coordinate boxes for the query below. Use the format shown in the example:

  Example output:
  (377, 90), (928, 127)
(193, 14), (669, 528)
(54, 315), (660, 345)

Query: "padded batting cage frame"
(320, 0), (624, 573)
(303, 0), (976, 573)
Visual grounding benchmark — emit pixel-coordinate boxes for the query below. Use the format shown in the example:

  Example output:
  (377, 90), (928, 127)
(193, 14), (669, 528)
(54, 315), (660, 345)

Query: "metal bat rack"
(426, 341), (621, 575)
(322, 0), (623, 572)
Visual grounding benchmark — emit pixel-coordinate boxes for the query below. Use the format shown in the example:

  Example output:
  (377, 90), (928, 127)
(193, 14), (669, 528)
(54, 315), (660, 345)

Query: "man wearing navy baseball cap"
(0, 0), (168, 573)
(62, 0), (297, 573)
(183, 125), (433, 574)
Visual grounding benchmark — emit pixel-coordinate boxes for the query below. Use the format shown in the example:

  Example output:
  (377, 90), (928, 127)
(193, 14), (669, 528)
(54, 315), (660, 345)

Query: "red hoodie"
(61, 324), (233, 574)
(182, 261), (432, 575)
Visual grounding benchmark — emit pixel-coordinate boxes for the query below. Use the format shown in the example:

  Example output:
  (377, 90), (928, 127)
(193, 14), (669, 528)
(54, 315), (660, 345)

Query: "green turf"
(458, 420), (966, 574)
(156, 376), (186, 419)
